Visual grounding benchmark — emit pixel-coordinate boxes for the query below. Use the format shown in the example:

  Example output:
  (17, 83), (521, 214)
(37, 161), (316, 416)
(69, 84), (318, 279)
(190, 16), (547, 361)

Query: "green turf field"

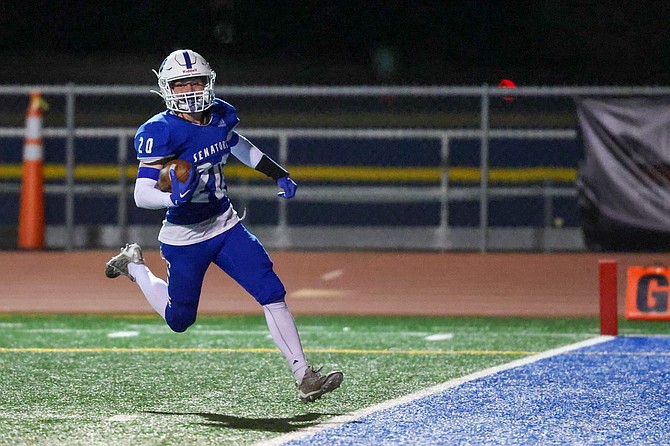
(1, 313), (668, 446)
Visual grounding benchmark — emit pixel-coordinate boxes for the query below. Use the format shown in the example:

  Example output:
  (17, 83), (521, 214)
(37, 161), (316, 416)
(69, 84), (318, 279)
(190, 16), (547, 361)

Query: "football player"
(105, 49), (342, 403)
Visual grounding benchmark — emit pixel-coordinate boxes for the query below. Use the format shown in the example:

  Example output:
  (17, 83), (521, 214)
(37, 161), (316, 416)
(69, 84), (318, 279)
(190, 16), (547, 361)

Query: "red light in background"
(498, 79), (516, 102)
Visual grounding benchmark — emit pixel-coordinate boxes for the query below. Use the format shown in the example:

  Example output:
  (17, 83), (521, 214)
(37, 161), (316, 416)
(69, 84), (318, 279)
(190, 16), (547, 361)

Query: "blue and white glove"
(169, 166), (199, 206)
(277, 176), (297, 199)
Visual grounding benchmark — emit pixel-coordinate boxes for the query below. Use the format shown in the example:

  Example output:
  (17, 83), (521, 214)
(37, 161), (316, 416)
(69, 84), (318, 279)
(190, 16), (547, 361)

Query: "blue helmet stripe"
(183, 51), (193, 69)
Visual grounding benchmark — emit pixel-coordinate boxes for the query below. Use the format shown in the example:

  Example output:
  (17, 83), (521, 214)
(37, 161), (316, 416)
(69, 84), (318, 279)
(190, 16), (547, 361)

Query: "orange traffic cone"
(18, 91), (49, 249)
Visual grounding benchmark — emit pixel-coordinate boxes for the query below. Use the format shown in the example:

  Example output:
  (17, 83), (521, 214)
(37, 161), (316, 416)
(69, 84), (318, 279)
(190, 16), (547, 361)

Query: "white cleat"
(105, 243), (144, 282)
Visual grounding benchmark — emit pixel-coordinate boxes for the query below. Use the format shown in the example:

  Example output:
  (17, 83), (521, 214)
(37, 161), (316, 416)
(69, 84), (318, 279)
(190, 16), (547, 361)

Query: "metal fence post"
(438, 134), (450, 251)
(479, 84), (490, 253)
(276, 132), (290, 248)
(65, 83), (76, 250)
(117, 135), (128, 244)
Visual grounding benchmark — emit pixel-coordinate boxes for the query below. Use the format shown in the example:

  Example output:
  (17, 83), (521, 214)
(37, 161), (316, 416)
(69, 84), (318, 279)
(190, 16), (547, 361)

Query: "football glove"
(277, 176), (297, 199)
(169, 166), (200, 206)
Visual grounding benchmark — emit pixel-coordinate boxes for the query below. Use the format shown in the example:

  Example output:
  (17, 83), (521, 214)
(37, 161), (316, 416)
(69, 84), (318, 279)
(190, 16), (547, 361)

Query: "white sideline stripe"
(107, 414), (139, 422)
(254, 335), (615, 446)
(425, 333), (453, 341)
(107, 331), (140, 338)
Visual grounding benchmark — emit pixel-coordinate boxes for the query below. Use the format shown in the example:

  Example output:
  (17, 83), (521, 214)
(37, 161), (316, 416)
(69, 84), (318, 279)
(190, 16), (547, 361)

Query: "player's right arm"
(133, 161), (174, 209)
(133, 120), (176, 209)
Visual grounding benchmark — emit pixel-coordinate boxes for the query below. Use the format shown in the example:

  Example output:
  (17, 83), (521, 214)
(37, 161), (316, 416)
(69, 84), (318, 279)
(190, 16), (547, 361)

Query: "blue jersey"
(134, 99), (240, 225)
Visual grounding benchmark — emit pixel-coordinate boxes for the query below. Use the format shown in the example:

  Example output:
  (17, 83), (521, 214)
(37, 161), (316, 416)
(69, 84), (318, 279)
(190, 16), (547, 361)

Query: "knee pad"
(165, 304), (198, 333)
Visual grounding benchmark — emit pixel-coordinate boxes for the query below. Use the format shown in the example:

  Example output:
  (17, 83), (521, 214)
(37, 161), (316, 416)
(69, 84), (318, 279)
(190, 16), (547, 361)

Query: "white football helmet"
(153, 49), (216, 113)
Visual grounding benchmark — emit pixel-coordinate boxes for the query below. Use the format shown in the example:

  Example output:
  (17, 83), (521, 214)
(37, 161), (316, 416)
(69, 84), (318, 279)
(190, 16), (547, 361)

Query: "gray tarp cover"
(577, 97), (670, 232)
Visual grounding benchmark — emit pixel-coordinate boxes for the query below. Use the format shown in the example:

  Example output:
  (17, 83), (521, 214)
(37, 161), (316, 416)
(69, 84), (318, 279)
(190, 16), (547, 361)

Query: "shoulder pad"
(212, 99), (240, 129)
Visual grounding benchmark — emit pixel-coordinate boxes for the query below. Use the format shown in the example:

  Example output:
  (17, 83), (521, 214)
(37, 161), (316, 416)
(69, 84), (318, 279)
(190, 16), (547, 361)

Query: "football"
(158, 159), (192, 192)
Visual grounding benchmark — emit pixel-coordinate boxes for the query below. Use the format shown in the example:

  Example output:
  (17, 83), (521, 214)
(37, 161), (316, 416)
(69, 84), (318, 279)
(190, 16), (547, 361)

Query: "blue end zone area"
(276, 337), (670, 445)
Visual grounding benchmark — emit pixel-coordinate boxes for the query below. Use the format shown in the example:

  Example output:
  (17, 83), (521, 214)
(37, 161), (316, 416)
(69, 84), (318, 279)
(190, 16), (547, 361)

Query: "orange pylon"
(18, 91), (49, 249)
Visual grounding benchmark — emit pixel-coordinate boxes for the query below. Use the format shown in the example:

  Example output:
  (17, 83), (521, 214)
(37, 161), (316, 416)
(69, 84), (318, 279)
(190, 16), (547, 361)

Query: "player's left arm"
(229, 131), (297, 199)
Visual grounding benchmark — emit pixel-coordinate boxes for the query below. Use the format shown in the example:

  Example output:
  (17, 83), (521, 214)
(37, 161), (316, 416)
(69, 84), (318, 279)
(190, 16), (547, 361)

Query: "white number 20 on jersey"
(137, 137), (154, 154)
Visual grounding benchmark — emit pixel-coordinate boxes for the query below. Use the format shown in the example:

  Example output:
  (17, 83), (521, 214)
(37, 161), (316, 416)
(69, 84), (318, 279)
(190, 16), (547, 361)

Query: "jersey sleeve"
(230, 132), (264, 168)
(134, 118), (174, 163)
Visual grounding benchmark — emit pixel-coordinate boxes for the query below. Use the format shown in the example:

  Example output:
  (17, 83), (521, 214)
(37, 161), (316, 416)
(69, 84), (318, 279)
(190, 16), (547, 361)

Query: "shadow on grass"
(143, 410), (341, 433)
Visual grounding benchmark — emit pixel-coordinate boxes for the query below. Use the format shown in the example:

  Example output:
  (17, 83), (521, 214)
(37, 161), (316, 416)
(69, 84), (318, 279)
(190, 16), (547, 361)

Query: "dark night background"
(1, 1), (670, 86)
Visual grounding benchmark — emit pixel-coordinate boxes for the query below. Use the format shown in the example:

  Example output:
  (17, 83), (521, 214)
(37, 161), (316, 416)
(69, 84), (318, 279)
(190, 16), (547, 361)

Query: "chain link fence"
(1, 84), (668, 251)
